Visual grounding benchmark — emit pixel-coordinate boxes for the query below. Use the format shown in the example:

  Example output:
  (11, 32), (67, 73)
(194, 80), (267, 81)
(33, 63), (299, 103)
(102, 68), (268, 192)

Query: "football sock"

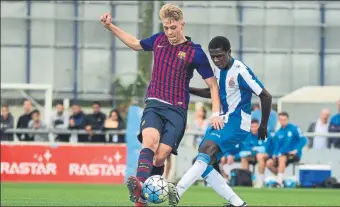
(151, 165), (164, 176)
(136, 148), (154, 183)
(176, 153), (210, 197)
(204, 168), (244, 206)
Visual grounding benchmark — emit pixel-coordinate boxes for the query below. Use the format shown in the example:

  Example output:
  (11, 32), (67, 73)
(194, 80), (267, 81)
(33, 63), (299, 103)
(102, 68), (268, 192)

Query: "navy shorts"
(137, 100), (187, 155)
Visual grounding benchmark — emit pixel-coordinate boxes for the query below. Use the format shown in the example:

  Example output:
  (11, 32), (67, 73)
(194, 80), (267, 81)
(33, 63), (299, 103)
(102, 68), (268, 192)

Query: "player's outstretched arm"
(100, 11), (143, 51)
(188, 87), (211, 98)
(258, 89), (272, 139)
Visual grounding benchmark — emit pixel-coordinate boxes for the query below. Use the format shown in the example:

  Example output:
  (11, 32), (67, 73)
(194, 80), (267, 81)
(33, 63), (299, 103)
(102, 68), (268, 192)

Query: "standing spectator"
(307, 109), (330, 149)
(51, 102), (69, 142)
(1, 104), (14, 141)
(16, 99), (33, 141)
(28, 110), (48, 142)
(104, 109), (125, 143)
(329, 100), (340, 149)
(68, 103), (87, 142)
(85, 102), (106, 143)
(251, 103), (278, 133)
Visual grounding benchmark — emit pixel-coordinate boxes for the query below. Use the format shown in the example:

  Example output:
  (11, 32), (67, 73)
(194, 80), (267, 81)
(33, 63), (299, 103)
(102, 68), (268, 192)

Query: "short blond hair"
(159, 3), (183, 21)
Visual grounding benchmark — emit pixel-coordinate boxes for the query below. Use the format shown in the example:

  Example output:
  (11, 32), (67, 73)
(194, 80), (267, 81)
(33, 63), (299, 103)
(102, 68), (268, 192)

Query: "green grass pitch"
(1, 182), (340, 206)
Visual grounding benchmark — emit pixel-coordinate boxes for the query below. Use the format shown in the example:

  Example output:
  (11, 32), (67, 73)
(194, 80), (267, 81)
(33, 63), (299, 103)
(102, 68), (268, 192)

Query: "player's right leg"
(127, 105), (163, 205)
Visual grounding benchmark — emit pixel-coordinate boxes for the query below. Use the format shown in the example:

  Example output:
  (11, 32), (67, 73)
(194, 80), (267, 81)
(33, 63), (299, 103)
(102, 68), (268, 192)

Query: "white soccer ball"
(142, 175), (169, 204)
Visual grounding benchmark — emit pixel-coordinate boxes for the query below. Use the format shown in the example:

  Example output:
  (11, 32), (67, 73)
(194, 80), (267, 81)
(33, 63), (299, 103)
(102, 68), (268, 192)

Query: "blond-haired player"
(101, 4), (223, 206)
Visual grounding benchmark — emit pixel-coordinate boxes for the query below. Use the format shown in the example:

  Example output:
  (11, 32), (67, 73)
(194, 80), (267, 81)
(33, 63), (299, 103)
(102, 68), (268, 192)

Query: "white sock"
(277, 173), (284, 184)
(176, 160), (208, 197)
(205, 169), (244, 206)
(257, 174), (265, 184)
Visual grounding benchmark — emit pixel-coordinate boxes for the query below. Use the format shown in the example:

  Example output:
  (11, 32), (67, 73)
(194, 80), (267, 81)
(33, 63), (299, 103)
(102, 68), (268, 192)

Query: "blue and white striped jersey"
(214, 58), (264, 132)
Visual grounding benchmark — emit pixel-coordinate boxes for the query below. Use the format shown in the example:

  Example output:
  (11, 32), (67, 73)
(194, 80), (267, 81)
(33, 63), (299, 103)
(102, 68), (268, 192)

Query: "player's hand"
(211, 116), (224, 130)
(100, 11), (113, 30)
(258, 124), (268, 140)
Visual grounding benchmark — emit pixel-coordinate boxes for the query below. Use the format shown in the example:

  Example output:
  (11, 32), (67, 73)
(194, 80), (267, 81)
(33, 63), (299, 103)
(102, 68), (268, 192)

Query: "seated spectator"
(1, 104), (14, 141)
(51, 102), (69, 142)
(307, 109), (330, 149)
(220, 144), (241, 182)
(85, 102), (106, 143)
(28, 110), (49, 142)
(239, 119), (275, 188)
(104, 109), (125, 143)
(329, 100), (340, 149)
(68, 103), (87, 142)
(266, 112), (308, 186)
(16, 99), (33, 141)
(251, 103), (278, 133)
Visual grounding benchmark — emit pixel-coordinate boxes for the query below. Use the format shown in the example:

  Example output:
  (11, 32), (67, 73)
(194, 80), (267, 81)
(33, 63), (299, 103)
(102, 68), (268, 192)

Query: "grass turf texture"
(1, 182), (340, 206)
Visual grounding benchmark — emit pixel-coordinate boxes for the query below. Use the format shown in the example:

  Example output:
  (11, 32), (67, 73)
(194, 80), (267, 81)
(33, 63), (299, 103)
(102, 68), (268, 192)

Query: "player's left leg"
(169, 125), (247, 207)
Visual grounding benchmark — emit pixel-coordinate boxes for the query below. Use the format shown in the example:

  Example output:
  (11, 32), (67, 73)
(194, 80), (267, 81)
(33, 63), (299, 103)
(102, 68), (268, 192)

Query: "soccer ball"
(142, 175), (169, 204)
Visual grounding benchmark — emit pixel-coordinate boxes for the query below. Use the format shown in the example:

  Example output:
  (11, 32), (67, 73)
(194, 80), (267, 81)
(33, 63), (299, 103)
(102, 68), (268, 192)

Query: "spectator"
(238, 119), (275, 188)
(251, 103), (278, 133)
(104, 109), (125, 143)
(51, 102), (69, 142)
(28, 110), (48, 142)
(1, 104), (14, 141)
(329, 100), (340, 149)
(85, 102), (106, 143)
(68, 103), (87, 142)
(16, 99), (33, 141)
(307, 109), (330, 149)
(266, 112), (308, 186)
(190, 106), (209, 150)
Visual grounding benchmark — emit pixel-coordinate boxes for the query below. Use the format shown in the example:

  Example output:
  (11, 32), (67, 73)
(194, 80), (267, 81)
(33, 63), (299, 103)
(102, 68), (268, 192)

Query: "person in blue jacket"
(238, 119), (275, 188)
(266, 112), (308, 186)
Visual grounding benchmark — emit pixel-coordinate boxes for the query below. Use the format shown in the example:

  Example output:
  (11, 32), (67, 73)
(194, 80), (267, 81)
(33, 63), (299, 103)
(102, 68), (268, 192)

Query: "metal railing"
(2, 128), (340, 142)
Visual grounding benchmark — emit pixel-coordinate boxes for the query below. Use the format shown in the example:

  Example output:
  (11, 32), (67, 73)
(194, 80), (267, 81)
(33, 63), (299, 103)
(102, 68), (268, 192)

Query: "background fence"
(2, 1), (340, 105)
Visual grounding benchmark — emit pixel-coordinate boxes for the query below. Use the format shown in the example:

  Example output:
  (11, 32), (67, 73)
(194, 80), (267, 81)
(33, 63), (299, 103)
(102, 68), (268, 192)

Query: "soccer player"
(168, 36), (272, 207)
(100, 4), (224, 206)
(266, 112), (308, 186)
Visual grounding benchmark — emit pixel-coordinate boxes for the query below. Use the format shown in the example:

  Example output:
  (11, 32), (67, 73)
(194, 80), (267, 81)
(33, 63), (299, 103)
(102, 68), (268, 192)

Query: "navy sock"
(151, 165), (164, 176)
(136, 148), (154, 183)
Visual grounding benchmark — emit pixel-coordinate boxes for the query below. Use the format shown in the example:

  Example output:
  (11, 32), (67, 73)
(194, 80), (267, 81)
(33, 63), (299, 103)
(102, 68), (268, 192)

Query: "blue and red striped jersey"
(140, 32), (214, 110)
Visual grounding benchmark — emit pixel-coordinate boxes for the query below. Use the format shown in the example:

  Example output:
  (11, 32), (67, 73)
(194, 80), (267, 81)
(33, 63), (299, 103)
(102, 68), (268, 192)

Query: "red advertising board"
(0, 143), (126, 184)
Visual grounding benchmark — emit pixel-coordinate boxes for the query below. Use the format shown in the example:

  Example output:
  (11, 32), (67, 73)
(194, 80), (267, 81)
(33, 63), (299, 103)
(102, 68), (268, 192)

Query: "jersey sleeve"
(139, 33), (162, 51)
(193, 47), (214, 79)
(239, 66), (264, 96)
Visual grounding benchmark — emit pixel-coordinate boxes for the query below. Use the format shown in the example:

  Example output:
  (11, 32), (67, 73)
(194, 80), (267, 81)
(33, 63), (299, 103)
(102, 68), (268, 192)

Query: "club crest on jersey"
(177, 51), (186, 59)
(229, 77), (236, 88)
